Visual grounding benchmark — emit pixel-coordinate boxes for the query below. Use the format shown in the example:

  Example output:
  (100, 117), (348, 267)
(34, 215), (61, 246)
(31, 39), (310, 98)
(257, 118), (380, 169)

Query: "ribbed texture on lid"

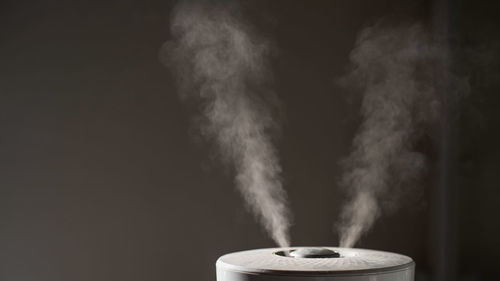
(217, 247), (413, 274)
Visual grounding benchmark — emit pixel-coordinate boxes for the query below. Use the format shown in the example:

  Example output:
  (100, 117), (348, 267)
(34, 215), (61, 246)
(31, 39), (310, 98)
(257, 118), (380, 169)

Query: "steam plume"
(337, 24), (443, 248)
(162, 2), (291, 247)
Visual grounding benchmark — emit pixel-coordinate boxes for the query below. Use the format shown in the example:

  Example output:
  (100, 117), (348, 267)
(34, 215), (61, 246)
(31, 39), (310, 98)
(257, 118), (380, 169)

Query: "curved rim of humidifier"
(216, 247), (415, 277)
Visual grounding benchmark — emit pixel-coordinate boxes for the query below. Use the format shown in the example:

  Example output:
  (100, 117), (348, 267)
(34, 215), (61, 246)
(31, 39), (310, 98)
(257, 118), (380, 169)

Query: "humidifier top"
(288, 247), (340, 258)
(216, 247), (414, 275)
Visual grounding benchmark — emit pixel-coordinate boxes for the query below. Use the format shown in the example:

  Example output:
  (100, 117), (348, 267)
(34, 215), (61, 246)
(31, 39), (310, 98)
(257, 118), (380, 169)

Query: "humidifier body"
(216, 247), (414, 281)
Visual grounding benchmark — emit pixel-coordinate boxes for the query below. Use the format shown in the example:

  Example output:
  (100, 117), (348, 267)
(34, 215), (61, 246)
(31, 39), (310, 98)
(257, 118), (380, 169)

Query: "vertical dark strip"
(431, 0), (460, 280)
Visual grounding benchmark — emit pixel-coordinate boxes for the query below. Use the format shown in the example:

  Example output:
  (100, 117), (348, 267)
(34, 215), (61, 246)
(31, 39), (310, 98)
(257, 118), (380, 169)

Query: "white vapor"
(337, 24), (443, 248)
(162, 2), (291, 247)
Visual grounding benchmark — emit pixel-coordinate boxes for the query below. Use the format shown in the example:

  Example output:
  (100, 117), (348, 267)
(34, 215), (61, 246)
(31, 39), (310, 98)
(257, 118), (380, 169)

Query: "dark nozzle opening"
(275, 248), (340, 258)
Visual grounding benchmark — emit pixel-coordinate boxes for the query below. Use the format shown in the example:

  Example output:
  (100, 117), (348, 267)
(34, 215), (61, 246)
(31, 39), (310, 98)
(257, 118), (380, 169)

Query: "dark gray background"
(0, 0), (499, 280)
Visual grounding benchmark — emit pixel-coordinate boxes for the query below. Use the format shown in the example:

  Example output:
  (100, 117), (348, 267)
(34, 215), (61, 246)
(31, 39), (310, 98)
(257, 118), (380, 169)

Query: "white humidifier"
(216, 247), (414, 281)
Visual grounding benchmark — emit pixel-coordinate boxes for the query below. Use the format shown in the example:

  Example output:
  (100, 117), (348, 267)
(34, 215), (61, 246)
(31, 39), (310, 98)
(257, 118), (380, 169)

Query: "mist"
(161, 2), (291, 247)
(337, 23), (445, 248)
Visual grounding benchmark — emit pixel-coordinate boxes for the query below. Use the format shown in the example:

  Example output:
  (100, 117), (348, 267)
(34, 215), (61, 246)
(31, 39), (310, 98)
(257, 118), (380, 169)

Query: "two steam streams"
(163, 1), (454, 248)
